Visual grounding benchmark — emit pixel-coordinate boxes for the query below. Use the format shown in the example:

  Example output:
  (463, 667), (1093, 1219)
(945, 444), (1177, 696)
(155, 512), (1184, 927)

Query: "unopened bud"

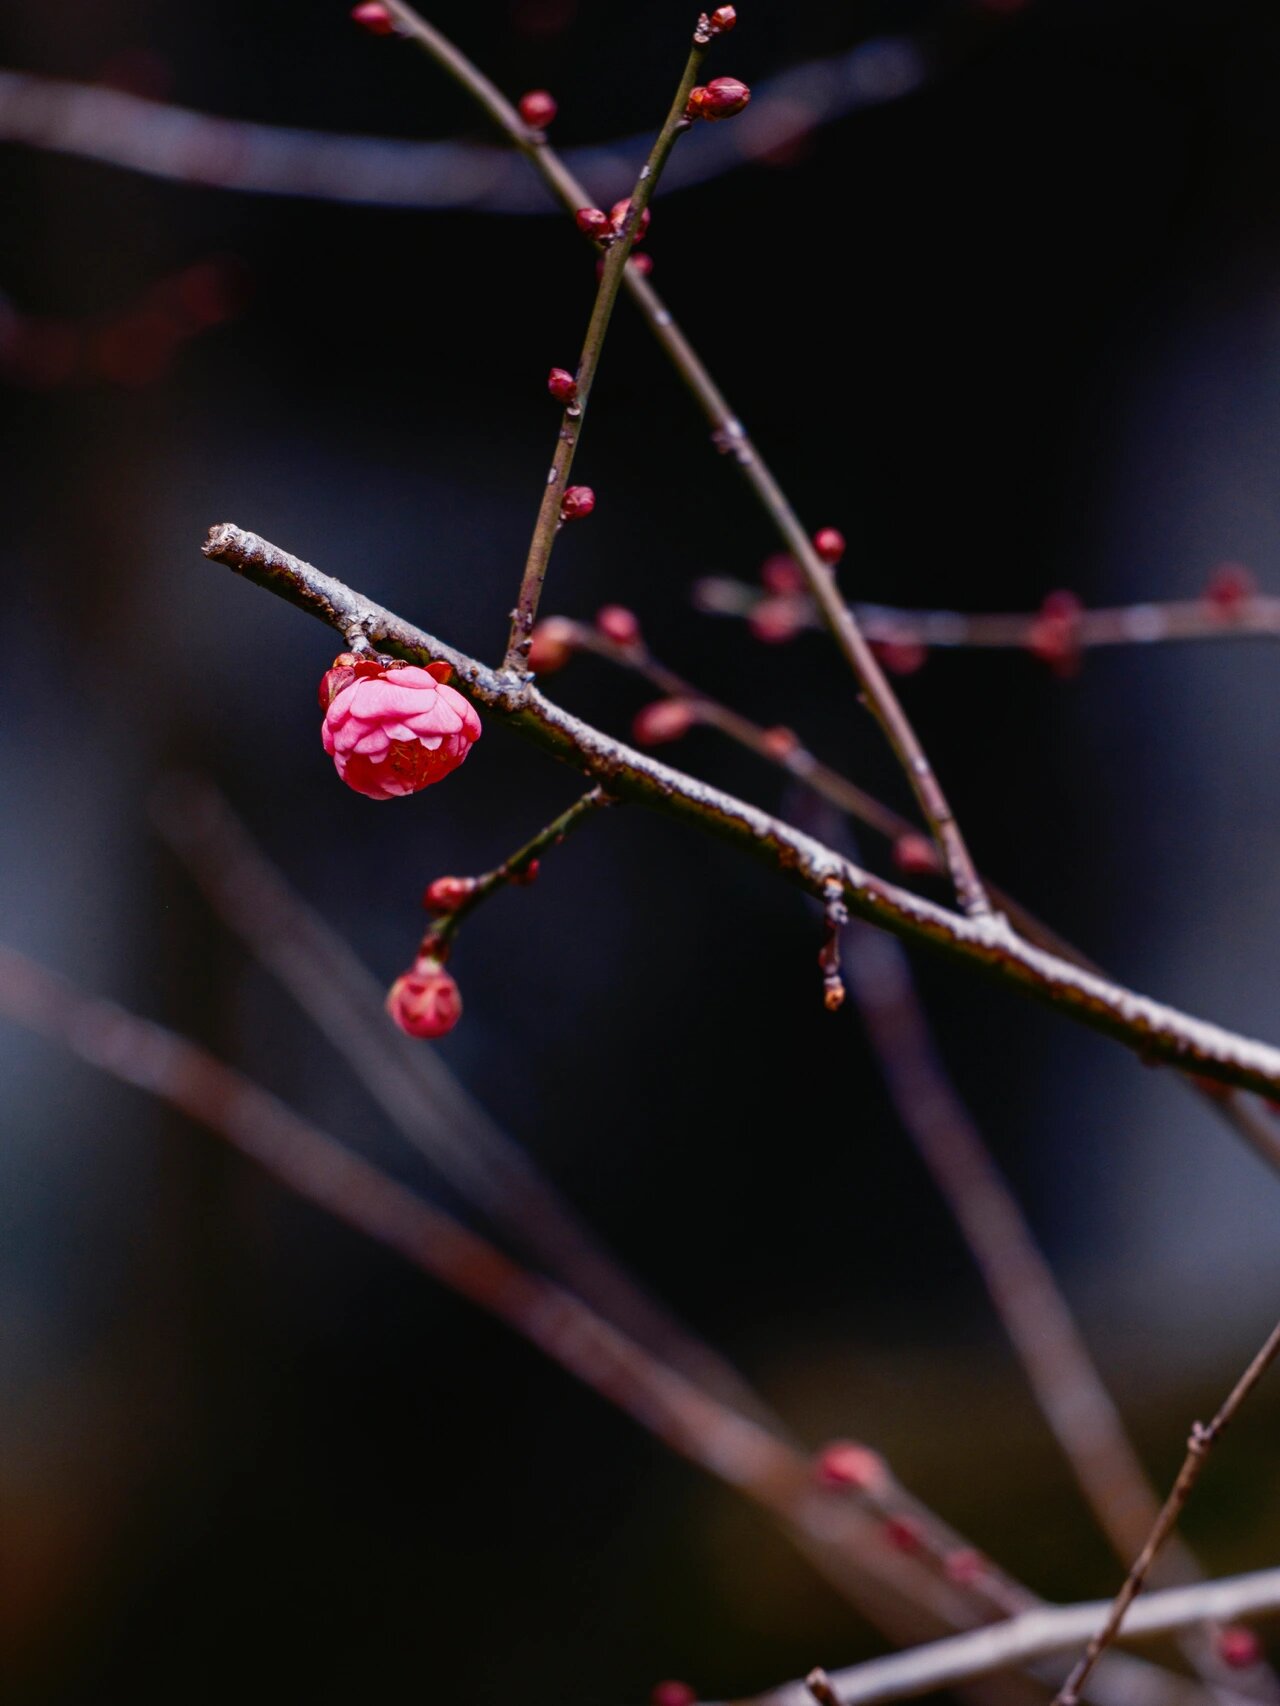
(560, 485), (596, 522)
(813, 526), (846, 565)
(633, 699), (696, 746)
(386, 961), (462, 1039)
(596, 605), (642, 647)
(547, 367), (578, 405)
(609, 198), (651, 244)
(518, 89), (558, 129)
(351, 2), (396, 34)
(575, 206), (612, 241)
(686, 76), (751, 121)
(892, 833), (938, 876)
(527, 617), (579, 675)
(422, 875), (476, 915)
(815, 1440), (888, 1493)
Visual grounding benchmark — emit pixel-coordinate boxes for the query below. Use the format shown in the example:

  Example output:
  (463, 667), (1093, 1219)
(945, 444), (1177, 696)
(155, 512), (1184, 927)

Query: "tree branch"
(203, 520), (1280, 1103)
(1053, 1319), (1280, 1706)
(740, 1569), (1280, 1706)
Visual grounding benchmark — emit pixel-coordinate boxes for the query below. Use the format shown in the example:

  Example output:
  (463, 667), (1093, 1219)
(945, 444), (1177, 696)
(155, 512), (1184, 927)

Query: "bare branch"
(740, 1568), (1280, 1706)
(1053, 1319), (1280, 1706)
(203, 520), (1280, 1103)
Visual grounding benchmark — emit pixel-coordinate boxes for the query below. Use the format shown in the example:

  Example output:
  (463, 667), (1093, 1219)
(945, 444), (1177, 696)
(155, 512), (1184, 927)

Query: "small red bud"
(1218, 1627), (1263, 1670)
(575, 206), (612, 240)
(527, 617), (578, 675)
(872, 637), (928, 676)
(1204, 561), (1257, 615)
(943, 1548), (989, 1588)
(749, 596), (803, 644)
(1026, 590), (1083, 678)
(882, 1515), (926, 1555)
(351, 2), (396, 34)
(422, 875), (476, 916)
(609, 198), (651, 244)
(686, 76), (752, 121)
(512, 858), (541, 885)
(651, 1685), (697, 1706)
(815, 1441), (888, 1493)
(386, 962), (462, 1039)
(761, 553), (803, 595)
(708, 5), (737, 31)
(633, 699), (696, 746)
(813, 526), (846, 565)
(892, 833), (939, 876)
(518, 88), (558, 129)
(596, 605), (642, 647)
(547, 366), (578, 405)
(761, 725), (800, 760)
(560, 485), (595, 522)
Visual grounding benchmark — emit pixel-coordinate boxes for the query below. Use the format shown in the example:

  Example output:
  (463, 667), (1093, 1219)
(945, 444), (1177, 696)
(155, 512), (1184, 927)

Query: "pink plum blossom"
(320, 655), (481, 800)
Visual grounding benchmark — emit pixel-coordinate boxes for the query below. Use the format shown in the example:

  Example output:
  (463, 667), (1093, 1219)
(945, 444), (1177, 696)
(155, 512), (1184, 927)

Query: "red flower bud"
(320, 657), (481, 799)
(547, 367), (578, 405)
(761, 725), (799, 760)
(813, 526), (846, 565)
(386, 962), (462, 1039)
(633, 699), (696, 745)
(651, 1686), (697, 1706)
(749, 596), (803, 644)
(527, 617), (578, 675)
(708, 5), (737, 31)
(596, 605), (642, 647)
(815, 1440), (888, 1493)
(892, 833), (939, 876)
(761, 553), (803, 594)
(609, 198), (651, 244)
(512, 858), (540, 886)
(1218, 1627), (1263, 1670)
(351, 2), (396, 34)
(560, 485), (595, 522)
(686, 76), (751, 121)
(422, 875), (476, 915)
(629, 252), (654, 276)
(1026, 590), (1083, 678)
(943, 1548), (988, 1588)
(518, 89), (558, 129)
(1204, 561), (1257, 615)
(872, 637), (928, 676)
(575, 206), (612, 240)
(882, 1515), (926, 1555)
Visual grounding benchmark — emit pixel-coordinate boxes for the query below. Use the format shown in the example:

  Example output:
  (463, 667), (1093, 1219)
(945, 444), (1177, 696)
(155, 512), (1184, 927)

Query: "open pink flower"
(320, 656), (481, 800)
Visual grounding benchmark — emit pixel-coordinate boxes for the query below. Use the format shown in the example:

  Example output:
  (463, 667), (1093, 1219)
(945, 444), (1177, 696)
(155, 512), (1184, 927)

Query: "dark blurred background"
(5, 1), (1280, 1701)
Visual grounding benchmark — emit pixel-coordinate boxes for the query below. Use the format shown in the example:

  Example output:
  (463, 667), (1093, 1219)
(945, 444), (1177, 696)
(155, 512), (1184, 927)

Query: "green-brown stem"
(430, 786), (611, 949)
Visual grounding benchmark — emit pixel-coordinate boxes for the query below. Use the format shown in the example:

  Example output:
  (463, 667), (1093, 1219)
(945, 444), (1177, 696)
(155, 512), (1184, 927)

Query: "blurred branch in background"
(0, 939), (1263, 1706)
(0, 30), (930, 215)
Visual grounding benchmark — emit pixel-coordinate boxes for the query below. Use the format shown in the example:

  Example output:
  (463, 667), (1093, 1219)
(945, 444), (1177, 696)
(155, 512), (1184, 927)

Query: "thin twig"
(202, 520), (1280, 1103)
(1053, 1319), (1280, 1706)
(738, 1569), (1280, 1706)
(384, 3), (989, 919)
(428, 785), (611, 948)
(490, 21), (711, 668)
